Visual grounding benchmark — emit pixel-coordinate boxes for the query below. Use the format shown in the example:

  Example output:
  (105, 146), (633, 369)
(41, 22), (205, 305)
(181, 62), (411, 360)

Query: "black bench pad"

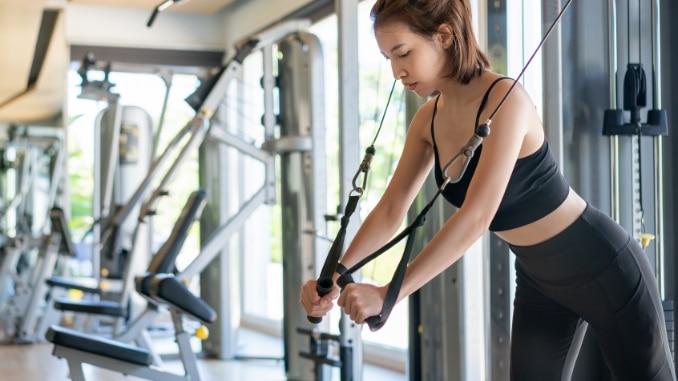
(47, 276), (101, 294)
(150, 275), (217, 323)
(54, 298), (126, 317)
(134, 273), (155, 298)
(46, 326), (152, 366)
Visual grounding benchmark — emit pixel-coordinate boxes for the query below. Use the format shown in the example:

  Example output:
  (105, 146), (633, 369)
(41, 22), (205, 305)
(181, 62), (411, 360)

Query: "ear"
(436, 24), (454, 49)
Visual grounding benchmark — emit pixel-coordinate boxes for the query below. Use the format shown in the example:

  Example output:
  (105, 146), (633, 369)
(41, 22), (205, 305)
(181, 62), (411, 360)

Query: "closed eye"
(398, 51), (410, 58)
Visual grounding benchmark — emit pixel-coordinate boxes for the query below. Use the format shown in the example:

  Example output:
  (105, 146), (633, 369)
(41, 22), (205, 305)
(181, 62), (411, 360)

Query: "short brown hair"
(371, 0), (490, 84)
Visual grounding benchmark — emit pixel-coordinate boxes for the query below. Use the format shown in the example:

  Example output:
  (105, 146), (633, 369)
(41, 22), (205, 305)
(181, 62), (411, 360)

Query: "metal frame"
(49, 297), (207, 381)
(0, 218), (65, 343)
(188, 21), (333, 371)
(276, 30), (330, 381)
(335, 0), (364, 379)
(485, 2), (511, 380)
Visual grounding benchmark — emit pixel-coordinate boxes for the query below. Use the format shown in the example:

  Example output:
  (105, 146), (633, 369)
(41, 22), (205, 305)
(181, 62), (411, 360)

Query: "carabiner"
(351, 145), (376, 196)
(439, 121), (491, 190)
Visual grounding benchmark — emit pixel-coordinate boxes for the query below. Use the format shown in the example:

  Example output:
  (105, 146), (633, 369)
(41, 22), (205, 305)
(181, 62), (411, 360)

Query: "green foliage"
(66, 116), (94, 240)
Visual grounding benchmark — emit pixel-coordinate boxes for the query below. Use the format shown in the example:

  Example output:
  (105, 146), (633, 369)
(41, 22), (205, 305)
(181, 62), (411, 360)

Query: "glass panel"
(310, 1), (409, 353)
(66, 68), (201, 276)
(237, 50), (282, 322)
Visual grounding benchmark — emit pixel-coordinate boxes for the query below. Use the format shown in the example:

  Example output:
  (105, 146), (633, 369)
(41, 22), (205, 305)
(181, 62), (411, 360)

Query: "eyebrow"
(390, 43), (406, 53)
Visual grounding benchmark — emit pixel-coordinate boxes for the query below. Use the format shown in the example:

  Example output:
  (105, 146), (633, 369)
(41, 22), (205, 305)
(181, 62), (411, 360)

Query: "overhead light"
(147, 0), (189, 28)
(157, 0), (175, 12)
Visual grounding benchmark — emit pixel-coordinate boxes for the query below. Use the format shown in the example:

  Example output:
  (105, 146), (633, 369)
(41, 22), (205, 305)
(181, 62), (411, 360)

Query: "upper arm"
(375, 99), (436, 219)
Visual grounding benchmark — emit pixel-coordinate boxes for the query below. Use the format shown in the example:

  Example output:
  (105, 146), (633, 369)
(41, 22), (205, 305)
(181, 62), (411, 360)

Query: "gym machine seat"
(46, 326), (152, 365)
(49, 189), (207, 319)
(136, 273), (217, 323)
(46, 273), (216, 381)
(46, 276), (101, 295)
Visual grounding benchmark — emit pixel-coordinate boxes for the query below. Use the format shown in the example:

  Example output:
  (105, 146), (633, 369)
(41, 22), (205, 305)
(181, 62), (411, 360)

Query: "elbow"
(472, 212), (493, 238)
(376, 197), (409, 224)
(365, 198), (409, 234)
(458, 205), (495, 237)
(383, 207), (410, 234)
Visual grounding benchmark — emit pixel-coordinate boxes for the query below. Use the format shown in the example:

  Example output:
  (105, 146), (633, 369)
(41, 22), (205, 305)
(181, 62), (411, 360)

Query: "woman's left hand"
(337, 282), (387, 324)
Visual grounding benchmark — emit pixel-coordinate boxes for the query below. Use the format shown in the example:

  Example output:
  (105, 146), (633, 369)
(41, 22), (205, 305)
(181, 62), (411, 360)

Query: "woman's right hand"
(299, 279), (340, 319)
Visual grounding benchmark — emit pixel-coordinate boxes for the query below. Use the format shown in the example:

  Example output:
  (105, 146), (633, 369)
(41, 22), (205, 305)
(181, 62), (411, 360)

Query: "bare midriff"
(495, 188), (588, 247)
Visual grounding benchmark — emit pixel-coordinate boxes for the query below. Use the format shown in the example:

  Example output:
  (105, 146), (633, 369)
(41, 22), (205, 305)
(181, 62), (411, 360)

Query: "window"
(66, 66), (201, 277)
(310, 0), (410, 358)
(234, 1), (410, 364)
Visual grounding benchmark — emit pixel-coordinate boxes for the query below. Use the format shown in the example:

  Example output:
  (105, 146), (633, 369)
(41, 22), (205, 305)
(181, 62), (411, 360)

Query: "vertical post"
(542, 0), (564, 168)
(262, 44), (278, 205)
(198, 134), (241, 359)
(278, 32), (330, 381)
(651, 0), (665, 297)
(336, 0), (364, 380)
(608, 0), (621, 223)
(486, 2), (511, 380)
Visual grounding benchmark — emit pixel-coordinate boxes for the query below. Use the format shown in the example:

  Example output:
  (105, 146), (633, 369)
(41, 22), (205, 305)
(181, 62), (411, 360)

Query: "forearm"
(338, 201), (408, 271)
(397, 207), (489, 302)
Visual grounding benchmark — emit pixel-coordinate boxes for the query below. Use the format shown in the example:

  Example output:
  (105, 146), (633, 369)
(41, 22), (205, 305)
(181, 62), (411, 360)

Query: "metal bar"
(608, 0), (621, 223)
(543, 0), (564, 168)
(103, 120), (193, 231)
(486, 1), (511, 379)
(199, 20), (312, 117)
(53, 345), (187, 381)
(262, 43), (278, 205)
(16, 234), (61, 342)
(100, 99), (122, 218)
(138, 116), (210, 217)
(179, 187), (267, 281)
(651, 0), (665, 298)
(336, 0), (363, 379)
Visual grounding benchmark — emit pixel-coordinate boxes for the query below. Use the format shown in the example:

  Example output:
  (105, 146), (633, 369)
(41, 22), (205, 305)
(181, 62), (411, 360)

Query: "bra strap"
(475, 76), (512, 127)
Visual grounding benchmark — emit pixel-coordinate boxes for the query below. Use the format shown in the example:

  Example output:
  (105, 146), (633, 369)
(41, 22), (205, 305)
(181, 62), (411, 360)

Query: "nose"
(391, 61), (405, 80)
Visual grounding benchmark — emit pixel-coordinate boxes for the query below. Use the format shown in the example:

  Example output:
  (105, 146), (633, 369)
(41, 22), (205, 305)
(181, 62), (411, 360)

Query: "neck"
(435, 76), (479, 110)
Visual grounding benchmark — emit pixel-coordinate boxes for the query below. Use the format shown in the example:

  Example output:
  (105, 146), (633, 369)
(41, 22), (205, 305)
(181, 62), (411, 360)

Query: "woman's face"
(375, 21), (450, 97)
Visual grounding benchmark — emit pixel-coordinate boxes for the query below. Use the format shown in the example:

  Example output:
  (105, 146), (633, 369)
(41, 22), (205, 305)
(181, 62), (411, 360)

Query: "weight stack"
(664, 300), (674, 358)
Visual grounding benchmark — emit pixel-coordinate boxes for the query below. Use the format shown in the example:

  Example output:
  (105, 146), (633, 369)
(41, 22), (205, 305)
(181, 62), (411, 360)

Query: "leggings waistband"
(508, 203), (630, 259)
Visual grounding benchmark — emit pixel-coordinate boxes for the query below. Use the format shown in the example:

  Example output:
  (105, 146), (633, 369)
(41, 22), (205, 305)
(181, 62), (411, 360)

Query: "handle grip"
(336, 274), (384, 332)
(307, 277), (334, 324)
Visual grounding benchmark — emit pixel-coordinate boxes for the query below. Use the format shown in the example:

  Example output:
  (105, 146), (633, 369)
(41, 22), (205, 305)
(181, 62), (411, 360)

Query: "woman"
(299, 0), (676, 379)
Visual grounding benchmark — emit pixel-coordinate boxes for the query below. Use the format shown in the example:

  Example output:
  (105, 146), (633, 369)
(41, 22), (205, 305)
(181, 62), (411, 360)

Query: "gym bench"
(46, 273), (216, 381)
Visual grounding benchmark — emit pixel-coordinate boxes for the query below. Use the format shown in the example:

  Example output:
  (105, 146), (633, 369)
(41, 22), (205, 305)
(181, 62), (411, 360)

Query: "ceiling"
(0, 0), (235, 127)
(70, 0), (234, 15)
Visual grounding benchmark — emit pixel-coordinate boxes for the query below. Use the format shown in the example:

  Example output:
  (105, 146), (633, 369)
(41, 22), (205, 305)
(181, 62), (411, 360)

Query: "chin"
(417, 88), (436, 98)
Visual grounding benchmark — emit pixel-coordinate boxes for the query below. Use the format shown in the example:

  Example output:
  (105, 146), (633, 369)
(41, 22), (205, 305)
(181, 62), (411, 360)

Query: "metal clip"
(440, 122), (491, 190)
(351, 145), (376, 196)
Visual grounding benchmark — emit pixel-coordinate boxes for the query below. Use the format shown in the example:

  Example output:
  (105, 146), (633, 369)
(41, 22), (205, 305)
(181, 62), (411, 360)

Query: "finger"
(299, 284), (314, 305)
(302, 295), (332, 317)
(299, 280), (324, 313)
(337, 286), (347, 308)
(338, 285), (359, 322)
(327, 283), (341, 300)
(307, 305), (332, 318)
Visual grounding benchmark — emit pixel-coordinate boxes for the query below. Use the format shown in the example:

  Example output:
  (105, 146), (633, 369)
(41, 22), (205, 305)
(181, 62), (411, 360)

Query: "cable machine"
(184, 20), (344, 381)
(602, 0), (672, 355)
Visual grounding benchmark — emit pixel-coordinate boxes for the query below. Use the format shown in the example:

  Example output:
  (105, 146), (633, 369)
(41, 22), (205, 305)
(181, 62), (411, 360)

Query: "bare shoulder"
(477, 74), (544, 154)
(486, 76), (535, 111)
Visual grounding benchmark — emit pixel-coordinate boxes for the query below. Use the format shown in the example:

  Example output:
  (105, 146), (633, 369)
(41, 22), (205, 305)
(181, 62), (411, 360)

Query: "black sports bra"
(431, 77), (570, 231)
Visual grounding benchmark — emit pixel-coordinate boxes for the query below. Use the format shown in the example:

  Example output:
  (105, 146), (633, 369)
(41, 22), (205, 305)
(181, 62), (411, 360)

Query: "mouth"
(404, 82), (417, 91)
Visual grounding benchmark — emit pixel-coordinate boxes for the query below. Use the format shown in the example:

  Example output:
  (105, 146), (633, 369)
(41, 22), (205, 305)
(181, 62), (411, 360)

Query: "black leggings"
(508, 204), (676, 381)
